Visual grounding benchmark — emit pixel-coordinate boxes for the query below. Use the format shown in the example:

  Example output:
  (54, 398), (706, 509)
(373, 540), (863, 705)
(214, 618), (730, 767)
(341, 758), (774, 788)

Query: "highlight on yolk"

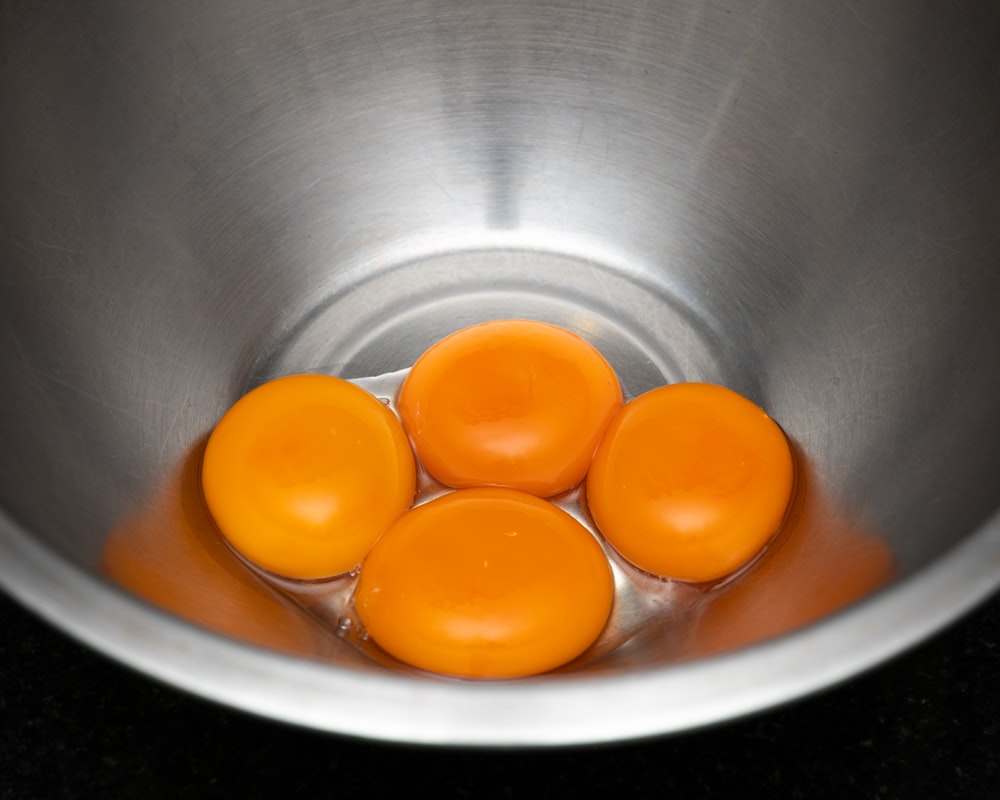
(201, 374), (416, 580)
(397, 319), (623, 497)
(353, 487), (615, 679)
(586, 382), (794, 583)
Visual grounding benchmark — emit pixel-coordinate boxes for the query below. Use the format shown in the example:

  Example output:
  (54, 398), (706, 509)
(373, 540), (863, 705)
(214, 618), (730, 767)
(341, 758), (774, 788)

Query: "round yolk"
(397, 319), (623, 497)
(586, 382), (794, 583)
(354, 487), (615, 679)
(201, 374), (416, 580)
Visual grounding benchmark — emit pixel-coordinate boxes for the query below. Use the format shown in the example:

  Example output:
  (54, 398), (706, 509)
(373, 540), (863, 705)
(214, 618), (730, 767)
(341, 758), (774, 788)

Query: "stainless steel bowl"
(2, 0), (998, 745)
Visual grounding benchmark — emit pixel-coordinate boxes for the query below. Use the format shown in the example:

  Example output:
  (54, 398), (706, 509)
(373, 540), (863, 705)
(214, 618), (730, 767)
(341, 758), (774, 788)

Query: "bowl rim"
(1, 506), (998, 746)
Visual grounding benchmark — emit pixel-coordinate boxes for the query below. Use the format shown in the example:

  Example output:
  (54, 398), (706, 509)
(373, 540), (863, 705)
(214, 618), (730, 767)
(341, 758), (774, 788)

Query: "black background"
(1, 591), (996, 799)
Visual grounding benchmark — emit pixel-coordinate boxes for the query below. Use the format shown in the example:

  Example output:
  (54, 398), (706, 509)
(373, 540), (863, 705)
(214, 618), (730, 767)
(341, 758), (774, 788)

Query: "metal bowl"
(2, 0), (998, 745)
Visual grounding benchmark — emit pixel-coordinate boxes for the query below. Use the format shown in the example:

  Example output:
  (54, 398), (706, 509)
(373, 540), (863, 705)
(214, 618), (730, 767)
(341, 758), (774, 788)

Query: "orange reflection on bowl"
(101, 439), (340, 659)
(688, 453), (895, 657)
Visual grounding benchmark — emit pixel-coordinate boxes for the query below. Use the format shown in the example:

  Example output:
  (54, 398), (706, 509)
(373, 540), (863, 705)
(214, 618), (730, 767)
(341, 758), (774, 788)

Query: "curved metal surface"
(1, 0), (999, 743)
(3, 507), (998, 745)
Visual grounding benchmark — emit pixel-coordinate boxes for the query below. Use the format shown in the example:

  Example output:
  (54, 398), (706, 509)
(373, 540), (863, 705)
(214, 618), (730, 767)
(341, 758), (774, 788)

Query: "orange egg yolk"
(397, 319), (623, 497)
(201, 374), (416, 580)
(354, 487), (614, 679)
(587, 382), (794, 583)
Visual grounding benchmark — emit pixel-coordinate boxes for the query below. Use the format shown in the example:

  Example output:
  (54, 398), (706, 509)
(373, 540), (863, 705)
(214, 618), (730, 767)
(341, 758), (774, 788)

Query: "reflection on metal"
(0, 0), (998, 744)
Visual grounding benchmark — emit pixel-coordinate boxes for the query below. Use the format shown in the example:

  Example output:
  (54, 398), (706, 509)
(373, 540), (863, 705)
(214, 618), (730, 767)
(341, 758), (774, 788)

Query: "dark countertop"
(1, 590), (997, 799)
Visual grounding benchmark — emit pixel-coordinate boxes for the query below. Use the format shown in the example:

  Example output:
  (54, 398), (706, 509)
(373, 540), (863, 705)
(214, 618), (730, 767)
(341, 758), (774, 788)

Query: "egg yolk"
(397, 319), (623, 497)
(201, 374), (416, 580)
(354, 487), (614, 679)
(587, 382), (794, 583)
